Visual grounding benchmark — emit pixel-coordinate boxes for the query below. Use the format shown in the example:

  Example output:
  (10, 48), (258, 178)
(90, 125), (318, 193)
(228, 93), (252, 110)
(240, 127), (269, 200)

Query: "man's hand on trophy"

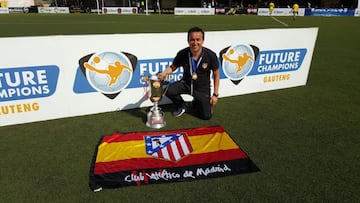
(157, 72), (166, 81)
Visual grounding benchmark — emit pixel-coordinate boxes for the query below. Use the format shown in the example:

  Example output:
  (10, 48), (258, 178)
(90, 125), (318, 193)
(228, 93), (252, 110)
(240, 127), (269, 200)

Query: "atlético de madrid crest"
(202, 63), (208, 69)
(145, 133), (193, 162)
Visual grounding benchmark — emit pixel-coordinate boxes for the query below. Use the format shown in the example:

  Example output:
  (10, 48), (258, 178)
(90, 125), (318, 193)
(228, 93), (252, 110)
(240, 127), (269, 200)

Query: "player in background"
(269, 2), (275, 16)
(1, 0), (9, 7)
(292, 3), (299, 20)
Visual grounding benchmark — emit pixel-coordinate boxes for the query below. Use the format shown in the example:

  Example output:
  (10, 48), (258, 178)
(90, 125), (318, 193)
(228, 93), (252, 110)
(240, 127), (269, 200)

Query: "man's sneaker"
(172, 107), (186, 117)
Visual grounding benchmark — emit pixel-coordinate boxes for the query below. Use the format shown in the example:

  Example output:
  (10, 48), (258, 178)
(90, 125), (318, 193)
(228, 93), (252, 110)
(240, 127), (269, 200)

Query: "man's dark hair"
(187, 27), (205, 41)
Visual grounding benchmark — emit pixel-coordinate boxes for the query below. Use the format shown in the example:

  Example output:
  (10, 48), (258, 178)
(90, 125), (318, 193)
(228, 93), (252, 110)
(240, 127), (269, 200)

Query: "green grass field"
(0, 14), (359, 202)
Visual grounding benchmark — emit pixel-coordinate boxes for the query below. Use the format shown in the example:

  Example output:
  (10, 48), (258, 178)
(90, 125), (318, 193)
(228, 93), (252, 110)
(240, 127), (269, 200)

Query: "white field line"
(271, 16), (288, 27)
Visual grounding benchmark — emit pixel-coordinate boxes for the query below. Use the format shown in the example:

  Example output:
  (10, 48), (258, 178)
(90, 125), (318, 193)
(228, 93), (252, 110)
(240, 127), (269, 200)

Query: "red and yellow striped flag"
(89, 126), (258, 191)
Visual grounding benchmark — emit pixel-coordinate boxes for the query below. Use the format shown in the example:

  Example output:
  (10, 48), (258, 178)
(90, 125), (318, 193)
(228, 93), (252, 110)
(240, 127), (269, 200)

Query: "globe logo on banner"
(221, 44), (256, 82)
(145, 133), (193, 162)
(84, 51), (133, 94)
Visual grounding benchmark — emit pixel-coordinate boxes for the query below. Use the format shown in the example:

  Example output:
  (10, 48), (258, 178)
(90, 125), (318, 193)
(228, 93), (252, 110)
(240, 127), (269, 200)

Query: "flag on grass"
(89, 125), (259, 191)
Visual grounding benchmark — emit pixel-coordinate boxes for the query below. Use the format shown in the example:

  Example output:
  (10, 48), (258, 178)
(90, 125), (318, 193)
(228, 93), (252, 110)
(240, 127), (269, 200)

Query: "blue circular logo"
(222, 44), (255, 81)
(85, 51), (133, 94)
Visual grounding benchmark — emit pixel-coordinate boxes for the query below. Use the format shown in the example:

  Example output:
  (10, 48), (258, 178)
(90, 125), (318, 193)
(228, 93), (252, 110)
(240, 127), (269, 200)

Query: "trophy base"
(146, 121), (166, 129)
(146, 107), (166, 129)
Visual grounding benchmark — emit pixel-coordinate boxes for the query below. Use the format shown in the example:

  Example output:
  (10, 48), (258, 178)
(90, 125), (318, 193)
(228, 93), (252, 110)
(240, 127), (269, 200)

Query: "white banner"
(0, 28), (318, 126)
(257, 8), (305, 16)
(38, 7), (70, 14)
(0, 7), (9, 14)
(174, 7), (215, 15)
(102, 7), (137, 14)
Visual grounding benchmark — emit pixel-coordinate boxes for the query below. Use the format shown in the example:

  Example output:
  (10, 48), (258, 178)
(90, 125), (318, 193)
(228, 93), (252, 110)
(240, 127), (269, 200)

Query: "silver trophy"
(146, 75), (166, 129)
